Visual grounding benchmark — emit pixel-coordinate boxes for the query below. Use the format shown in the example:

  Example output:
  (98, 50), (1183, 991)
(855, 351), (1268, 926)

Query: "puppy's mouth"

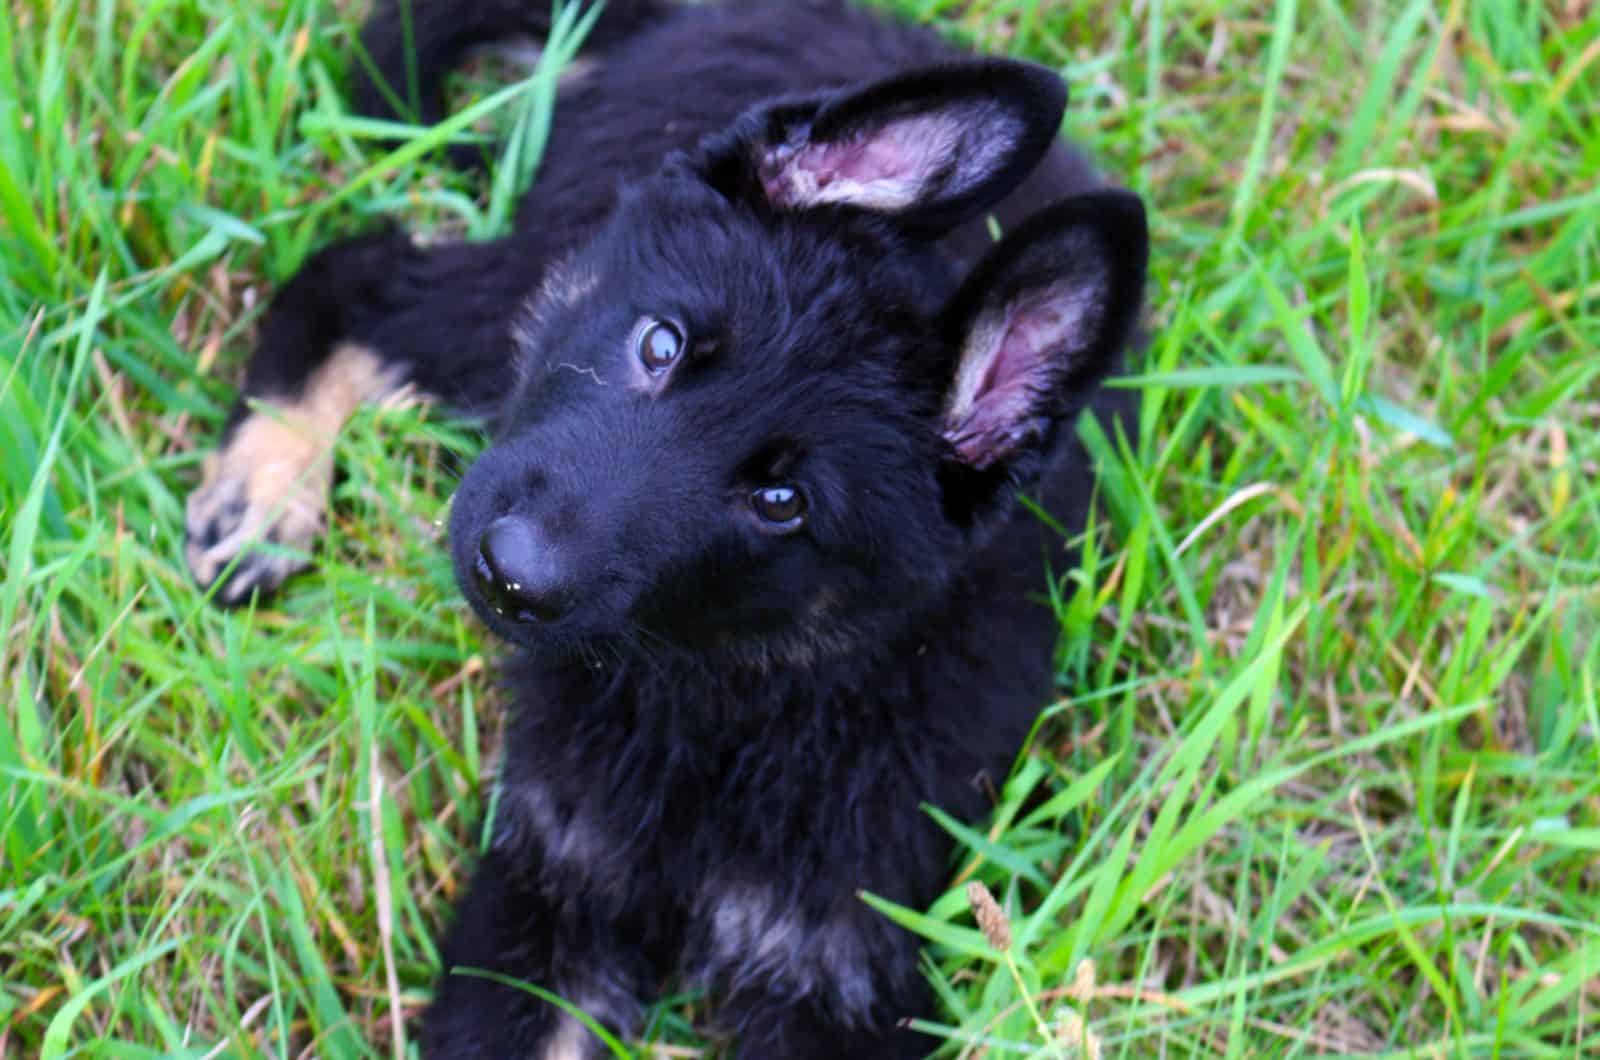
(459, 579), (616, 655)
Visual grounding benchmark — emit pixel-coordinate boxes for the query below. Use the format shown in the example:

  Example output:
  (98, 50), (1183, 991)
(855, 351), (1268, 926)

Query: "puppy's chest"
(495, 683), (956, 1020)
(495, 688), (943, 888)
(497, 768), (908, 1023)
(497, 732), (912, 889)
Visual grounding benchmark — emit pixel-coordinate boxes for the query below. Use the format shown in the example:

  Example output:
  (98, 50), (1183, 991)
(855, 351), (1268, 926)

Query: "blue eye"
(636, 317), (685, 372)
(751, 485), (806, 529)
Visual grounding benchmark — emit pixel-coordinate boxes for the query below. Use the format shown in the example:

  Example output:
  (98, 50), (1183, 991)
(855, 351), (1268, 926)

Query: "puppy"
(185, 2), (1148, 1055)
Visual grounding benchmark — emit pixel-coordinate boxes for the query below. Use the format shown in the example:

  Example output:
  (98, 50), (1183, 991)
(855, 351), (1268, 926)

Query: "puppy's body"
(186, 2), (1147, 1056)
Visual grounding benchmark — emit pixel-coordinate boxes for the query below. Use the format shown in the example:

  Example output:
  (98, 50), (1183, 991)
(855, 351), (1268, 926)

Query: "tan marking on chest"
(540, 1017), (593, 1060)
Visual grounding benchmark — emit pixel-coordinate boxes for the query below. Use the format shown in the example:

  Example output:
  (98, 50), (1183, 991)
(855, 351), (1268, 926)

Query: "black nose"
(474, 516), (576, 623)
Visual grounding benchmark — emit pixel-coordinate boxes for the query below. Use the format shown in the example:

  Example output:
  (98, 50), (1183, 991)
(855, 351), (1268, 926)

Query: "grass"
(2, 0), (1597, 1055)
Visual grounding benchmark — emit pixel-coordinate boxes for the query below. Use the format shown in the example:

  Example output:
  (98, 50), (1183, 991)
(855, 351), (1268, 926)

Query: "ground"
(1, 0), (1598, 1056)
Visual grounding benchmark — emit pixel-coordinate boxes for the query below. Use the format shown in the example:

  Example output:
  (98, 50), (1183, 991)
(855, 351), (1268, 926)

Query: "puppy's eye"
(635, 316), (685, 373)
(750, 485), (806, 530)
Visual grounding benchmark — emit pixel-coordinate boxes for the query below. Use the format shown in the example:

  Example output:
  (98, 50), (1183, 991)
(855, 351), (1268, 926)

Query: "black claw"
(186, 477), (315, 607)
(215, 566), (271, 608)
(202, 495), (249, 545)
(187, 482), (249, 551)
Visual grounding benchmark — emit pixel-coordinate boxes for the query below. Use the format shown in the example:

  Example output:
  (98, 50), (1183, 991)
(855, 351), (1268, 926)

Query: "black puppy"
(184, 1), (1147, 1055)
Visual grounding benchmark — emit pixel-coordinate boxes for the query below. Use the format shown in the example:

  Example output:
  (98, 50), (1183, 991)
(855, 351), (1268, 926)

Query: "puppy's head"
(449, 60), (1147, 664)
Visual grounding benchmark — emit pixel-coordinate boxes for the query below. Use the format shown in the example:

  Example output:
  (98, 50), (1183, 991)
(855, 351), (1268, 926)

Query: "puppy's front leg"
(423, 848), (652, 1060)
(187, 233), (524, 604)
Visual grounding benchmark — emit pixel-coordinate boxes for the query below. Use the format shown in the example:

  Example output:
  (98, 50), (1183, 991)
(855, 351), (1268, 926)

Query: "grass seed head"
(966, 880), (1012, 952)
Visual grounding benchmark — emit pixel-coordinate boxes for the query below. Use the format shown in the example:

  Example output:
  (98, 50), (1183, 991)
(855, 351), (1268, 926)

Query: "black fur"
(195, 2), (1149, 1056)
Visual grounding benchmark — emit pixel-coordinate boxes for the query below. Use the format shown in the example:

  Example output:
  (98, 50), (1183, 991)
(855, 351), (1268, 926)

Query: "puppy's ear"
(938, 191), (1147, 515)
(713, 60), (1066, 232)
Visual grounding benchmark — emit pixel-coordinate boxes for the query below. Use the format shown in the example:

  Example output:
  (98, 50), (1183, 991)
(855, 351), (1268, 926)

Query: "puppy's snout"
(475, 516), (577, 623)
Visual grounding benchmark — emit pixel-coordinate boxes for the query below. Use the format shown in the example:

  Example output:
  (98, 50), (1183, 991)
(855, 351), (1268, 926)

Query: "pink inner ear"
(761, 105), (1008, 211)
(944, 280), (1104, 468)
(818, 116), (955, 186)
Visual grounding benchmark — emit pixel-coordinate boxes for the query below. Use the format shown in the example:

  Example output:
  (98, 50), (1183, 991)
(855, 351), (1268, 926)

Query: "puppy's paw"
(185, 344), (403, 605)
(185, 411), (334, 605)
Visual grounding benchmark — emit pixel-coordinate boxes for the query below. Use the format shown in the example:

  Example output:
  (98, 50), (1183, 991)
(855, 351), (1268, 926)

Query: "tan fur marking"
(185, 343), (403, 598)
(536, 260), (599, 313)
(517, 260), (602, 383)
(807, 585), (840, 620)
(541, 1017), (591, 1060)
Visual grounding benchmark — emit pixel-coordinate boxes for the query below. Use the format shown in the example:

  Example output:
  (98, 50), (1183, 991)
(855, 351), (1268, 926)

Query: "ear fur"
(707, 60), (1067, 232)
(940, 190), (1148, 473)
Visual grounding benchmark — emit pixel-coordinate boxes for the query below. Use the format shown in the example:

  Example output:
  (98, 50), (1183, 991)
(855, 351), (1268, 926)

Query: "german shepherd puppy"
(184, 1), (1147, 1055)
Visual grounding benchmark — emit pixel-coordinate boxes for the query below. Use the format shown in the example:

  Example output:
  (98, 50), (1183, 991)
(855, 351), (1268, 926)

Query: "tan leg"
(185, 344), (404, 604)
